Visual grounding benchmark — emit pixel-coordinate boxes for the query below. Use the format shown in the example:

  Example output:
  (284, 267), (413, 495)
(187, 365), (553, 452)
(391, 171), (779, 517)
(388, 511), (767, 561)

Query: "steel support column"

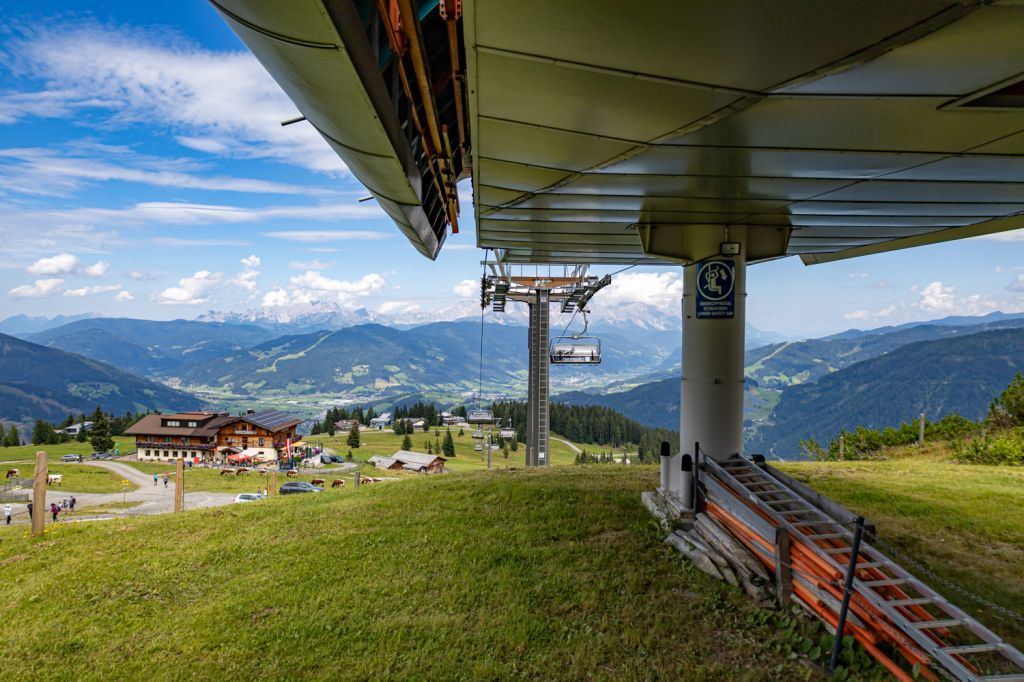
(670, 227), (748, 497)
(526, 290), (550, 467)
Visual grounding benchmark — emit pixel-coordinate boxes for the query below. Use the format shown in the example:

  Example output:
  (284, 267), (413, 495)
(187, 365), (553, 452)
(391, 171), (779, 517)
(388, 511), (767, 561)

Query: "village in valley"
(1, 401), (624, 525)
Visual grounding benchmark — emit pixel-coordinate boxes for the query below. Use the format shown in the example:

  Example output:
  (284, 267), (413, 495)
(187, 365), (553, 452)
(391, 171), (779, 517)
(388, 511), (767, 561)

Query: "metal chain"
(863, 533), (1024, 624)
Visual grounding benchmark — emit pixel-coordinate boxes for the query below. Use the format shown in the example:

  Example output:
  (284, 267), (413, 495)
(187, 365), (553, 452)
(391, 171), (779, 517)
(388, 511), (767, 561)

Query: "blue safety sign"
(695, 259), (735, 319)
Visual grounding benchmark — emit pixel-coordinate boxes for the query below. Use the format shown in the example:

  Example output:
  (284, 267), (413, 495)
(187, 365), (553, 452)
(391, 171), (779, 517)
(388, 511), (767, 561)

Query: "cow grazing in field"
(46, 474), (63, 486)
(220, 469), (233, 476)
(310, 478), (325, 486)
(286, 470), (298, 478)
(5, 468), (18, 479)
(235, 468), (250, 476)
(331, 479), (344, 488)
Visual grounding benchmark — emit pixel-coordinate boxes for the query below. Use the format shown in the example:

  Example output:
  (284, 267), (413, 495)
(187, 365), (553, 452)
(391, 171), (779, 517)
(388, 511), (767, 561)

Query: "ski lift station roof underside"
(213, 0), (1024, 266)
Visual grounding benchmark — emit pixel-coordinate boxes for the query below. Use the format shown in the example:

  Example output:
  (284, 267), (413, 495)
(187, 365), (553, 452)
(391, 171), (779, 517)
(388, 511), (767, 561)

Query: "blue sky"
(2, 1), (1023, 337)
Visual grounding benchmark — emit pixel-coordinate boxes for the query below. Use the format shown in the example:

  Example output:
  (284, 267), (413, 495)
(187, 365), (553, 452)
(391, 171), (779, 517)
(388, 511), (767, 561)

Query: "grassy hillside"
(0, 467), (823, 681)
(780, 446), (1024, 650)
(0, 437), (135, 464)
(307, 427), (588, 470)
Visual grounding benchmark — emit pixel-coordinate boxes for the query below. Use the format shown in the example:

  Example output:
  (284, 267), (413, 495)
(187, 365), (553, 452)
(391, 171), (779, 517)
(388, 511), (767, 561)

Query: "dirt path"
(4, 460), (236, 524)
(551, 436), (581, 454)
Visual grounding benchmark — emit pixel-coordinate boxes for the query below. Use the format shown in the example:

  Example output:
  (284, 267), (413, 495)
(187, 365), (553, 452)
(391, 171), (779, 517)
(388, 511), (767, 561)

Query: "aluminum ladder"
(705, 455), (1024, 682)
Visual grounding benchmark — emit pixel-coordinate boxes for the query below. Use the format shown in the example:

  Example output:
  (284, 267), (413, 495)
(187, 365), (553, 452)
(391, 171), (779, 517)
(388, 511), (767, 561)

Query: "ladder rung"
(790, 521), (838, 528)
(863, 578), (908, 587)
(823, 547), (855, 554)
(887, 597), (935, 607)
(807, 533), (846, 540)
(763, 498), (801, 506)
(943, 643), (1003, 655)
(910, 619), (964, 629)
(852, 561), (887, 569)
(977, 675), (1024, 682)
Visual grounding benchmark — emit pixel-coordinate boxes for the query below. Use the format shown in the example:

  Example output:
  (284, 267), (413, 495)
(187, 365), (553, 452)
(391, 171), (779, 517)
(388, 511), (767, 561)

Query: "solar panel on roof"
(247, 409), (297, 431)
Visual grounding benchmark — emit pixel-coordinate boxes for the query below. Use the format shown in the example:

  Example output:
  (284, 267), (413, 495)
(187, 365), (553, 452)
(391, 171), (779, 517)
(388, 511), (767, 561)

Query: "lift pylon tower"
(482, 263), (610, 467)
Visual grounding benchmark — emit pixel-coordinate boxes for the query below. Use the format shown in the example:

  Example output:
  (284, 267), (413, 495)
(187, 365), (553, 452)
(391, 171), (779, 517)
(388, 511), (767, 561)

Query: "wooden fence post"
(774, 526), (793, 608)
(32, 451), (47, 536)
(270, 470), (278, 497)
(839, 435), (845, 461)
(918, 413), (925, 447)
(174, 457), (185, 512)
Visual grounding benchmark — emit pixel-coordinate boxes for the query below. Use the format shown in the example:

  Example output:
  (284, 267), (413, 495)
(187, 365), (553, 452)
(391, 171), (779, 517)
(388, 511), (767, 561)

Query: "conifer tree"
(89, 408), (115, 453)
(443, 428), (455, 457)
(401, 433), (412, 451)
(346, 421), (361, 449)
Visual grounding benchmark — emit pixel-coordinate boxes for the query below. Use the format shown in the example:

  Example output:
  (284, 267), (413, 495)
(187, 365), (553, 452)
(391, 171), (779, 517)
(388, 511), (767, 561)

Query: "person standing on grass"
(70, 496), (76, 511)
(163, 473), (169, 488)
(153, 473), (158, 486)
(50, 502), (59, 522)
(4, 503), (10, 525)
(26, 502), (32, 522)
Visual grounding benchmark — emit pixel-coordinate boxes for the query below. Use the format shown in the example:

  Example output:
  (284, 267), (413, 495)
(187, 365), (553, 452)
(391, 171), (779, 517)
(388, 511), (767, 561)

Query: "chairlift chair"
(499, 428), (516, 440)
(467, 409), (494, 424)
(549, 311), (601, 365)
(471, 429), (485, 439)
(473, 443), (483, 452)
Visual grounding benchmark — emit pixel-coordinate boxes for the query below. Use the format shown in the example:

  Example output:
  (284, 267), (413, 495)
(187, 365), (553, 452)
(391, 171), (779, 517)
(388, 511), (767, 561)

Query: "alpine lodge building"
(125, 409), (303, 466)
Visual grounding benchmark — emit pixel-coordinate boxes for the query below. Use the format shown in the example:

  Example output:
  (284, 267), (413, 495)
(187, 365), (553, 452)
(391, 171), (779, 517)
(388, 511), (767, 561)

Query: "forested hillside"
(749, 328), (1024, 457)
(0, 332), (201, 425)
(30, 318), (277, 377)
(744, 317), (1024, 388)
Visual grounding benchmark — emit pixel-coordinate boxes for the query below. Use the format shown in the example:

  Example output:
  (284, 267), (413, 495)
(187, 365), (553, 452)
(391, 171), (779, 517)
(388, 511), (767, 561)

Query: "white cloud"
(264, 229), (389, 242)
(0, 146), (327, 199)
(115, 290), (134, 302)
(602, 271), (682, 310)
(453, 279), (477, 298)
(150, 237), (250, 247)
(917, 281), (956, 313)
(126, 270), (160, 281)
(1009, 275), (1024, 292)
(27, 253), (78, 275)
(83, 260), (108, 277)
(848, 272), (870, 279)
(977, 228), (1024, 242)
(261, 288), (290, 308)
(289, 271), (385, 297)
(266, 271), (388, 308)
(8, 278), (63, 298)
(843, 310), (870, 321)
(377, 300), (420, 315)
(231, 255), (261, 292)
(0, 23), (344, 174)
(24, 201), (383, 229)
(63, 283), (122, 298)
(155, 270), (223, 305)
(289, 259), (332, 270)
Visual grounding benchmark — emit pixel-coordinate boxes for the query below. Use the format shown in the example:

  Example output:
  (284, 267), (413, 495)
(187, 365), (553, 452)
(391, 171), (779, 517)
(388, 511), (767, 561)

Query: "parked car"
(91, 452), (111, 460)
(60, 454), (83, 462)
(321, 454), (337, 464)
(279, 481), (323, 495)
(233, 493), (266, 503)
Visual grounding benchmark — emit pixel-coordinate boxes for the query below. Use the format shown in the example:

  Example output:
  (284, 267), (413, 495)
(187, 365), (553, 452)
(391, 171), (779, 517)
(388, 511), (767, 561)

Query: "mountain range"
(3, 308), (1021, 456)
(556, 315), (1024, 457)
(28, 318), (279, 378)
(748, 328), (1024, 457)
(0, 332), (200, 424)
